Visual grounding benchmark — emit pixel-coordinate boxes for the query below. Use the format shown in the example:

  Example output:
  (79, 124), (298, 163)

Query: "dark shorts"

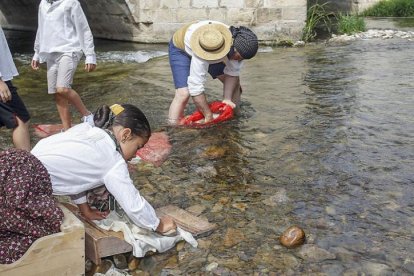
(168, 40), (226, 89)
(0, 81), (30, 129)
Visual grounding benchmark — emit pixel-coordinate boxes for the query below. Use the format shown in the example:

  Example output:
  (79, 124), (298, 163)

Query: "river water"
(1, 22), (414, 274)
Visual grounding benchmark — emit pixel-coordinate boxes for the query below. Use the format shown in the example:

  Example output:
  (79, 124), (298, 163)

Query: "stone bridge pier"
(0, 0), (381, 43)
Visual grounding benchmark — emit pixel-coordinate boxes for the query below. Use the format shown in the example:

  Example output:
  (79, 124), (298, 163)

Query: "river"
(1, 20), (414, 274)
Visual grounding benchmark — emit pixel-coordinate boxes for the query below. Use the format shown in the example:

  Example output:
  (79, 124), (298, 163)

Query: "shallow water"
(1, 28), (414, 274)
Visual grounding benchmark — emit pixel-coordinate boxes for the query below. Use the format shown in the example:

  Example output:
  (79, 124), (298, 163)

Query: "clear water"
(1, 29), (413, 274)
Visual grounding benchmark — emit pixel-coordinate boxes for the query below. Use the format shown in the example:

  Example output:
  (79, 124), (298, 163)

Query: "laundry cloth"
(93, 211), (198, 257)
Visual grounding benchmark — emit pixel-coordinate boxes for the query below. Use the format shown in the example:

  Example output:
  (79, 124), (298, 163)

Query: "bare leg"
(54, 93), (71, 130)
(12, 117), (31, 151)
(168, 88), (190, 124)
(56, 87), (90, 117)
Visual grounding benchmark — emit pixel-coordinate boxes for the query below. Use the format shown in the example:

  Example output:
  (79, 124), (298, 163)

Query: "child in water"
(31, 0), (97, 130)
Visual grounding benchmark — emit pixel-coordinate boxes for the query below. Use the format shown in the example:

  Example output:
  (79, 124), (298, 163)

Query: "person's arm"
(104, 160), (176, 233)
(77, 202), (109, 220)
(188, 56), (213, 122)
(222, 75), (240, 108)
(32, 22), (40, 70)
(70, 192), (108, 220)
(222, 59), (243, 107)
(71, 1), (96, 71)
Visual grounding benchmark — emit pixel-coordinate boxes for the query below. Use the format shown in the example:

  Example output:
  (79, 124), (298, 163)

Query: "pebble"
(279, 226), (306, 248)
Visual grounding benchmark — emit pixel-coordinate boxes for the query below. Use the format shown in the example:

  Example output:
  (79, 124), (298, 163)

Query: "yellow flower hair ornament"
(110, 104), (125, 116)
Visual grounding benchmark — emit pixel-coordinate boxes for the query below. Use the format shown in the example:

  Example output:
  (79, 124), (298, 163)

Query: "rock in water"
(279, 226), (306, 248)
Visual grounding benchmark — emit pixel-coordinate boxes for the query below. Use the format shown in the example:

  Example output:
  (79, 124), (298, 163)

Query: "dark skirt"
(0, 148), (64, 264)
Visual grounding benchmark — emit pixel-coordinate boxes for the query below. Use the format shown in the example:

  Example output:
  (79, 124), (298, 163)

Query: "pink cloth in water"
(136, 132), (172, 167)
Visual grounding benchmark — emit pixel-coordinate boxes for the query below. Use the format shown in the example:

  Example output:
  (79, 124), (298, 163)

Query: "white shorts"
(46, 52), (82, 94)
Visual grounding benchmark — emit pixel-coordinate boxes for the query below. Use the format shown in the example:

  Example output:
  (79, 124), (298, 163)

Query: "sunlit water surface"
(1, 28), (413, 274)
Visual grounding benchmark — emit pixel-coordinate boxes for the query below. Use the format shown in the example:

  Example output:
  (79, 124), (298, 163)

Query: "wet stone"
(128, 255), (140, 271)
(263, 189), (289, 207)
(185, 204), (206, 216)
(92, 259), (114, 275)
(194, 165), (218, 178)
(164, 255), (178, 269)
(197, 238), (212, 249)
(223, 228), (245, 248)
(205, 262), (219, 272)
(131, 271), (150, 276)
(296, 244), (336, 262)
(113, 253), (128, 269)
(231, 202), (248, 212)
(201, 145), (227, 159)
(362, 261), (392, 275)
(279, 226), (306, 248)
(175, 240), (185, 251)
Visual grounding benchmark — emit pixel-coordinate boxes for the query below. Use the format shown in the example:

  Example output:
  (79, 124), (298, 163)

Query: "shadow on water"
(1, 26), (414, 274)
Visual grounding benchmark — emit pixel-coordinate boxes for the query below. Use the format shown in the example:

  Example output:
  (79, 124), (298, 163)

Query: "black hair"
(93, 104), (151, 139)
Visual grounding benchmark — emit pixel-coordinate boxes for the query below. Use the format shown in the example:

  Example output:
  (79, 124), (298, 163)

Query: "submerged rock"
(279, 226), (306, 248)
(223, 228), (245, 248)
(201, 145), (227, 159)
(296, 244), (336, 262)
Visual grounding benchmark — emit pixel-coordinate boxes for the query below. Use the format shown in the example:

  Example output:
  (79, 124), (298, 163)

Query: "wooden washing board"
(62, 203), (217, 265)
(0, 204), (85, 276)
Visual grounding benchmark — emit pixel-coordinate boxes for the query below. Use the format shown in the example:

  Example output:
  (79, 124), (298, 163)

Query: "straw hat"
(190, 22), (232, 61)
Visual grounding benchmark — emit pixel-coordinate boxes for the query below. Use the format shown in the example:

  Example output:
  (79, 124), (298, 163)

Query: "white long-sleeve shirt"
(33, 0), (96, 64)
(31, 123), (159, 231)
(183, 21), (243, 96)
(0, 27), (18, 81)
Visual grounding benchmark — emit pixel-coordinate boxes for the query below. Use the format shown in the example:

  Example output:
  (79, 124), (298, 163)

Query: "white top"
(31, 123), (160, 231)
(33, 0), (96, 64)
(0, 27), (18, 81)
(183, 20), (243, 96)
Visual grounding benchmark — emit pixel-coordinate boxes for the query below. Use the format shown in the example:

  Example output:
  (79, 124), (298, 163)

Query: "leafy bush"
(363, 0), (414, 17)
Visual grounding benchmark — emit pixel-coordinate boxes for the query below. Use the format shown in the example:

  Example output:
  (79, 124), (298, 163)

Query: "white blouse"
(33, 0), (96, 64)
(31, 123), (159, 231)
(183, 20), (244, 96)
(0, 27), (18, 81)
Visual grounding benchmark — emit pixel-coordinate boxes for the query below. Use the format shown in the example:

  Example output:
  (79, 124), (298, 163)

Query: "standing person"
(0, 26), (31, 151)
(168, 20), (259, 125)
(0, 103), (176, 264)
(31, 0), (97, 130)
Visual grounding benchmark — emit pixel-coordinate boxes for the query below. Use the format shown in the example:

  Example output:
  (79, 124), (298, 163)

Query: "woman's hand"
(78, 202), (108, 220)
(156, 216), (177, 235)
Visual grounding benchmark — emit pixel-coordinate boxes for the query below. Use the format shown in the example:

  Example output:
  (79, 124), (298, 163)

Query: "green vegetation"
(363, 0), (414, 17)
(302, 2), (333, 42)
(336, 14), (366, 34)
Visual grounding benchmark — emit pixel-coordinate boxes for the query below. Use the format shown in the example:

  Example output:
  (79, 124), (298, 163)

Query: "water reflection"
(1, 29), (414, 274)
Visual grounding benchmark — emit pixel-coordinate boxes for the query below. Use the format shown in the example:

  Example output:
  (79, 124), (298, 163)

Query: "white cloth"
(33, 0), (96, 64)
(31, 123), (160, 231)
(183, 20), (243, 96)
(94, 211), (198, 257)
(0, 27), (18, 81)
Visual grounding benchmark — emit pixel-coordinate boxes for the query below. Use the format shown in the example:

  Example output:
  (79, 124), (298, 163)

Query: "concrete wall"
(0, 0), (307, 43)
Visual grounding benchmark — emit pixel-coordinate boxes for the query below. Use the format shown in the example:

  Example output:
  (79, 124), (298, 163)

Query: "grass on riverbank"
(302, 2), (333, 42)
(336, 14), (366, 34)
(302, 3), (366, 41)
(363, 0), (414, 17)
